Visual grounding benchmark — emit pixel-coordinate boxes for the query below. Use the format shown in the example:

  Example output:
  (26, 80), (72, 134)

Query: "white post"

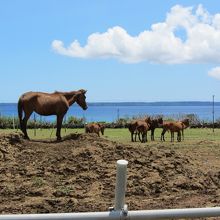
(114, 159), (128, 211)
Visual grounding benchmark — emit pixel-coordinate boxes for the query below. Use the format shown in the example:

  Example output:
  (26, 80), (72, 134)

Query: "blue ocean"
(0, 102), (219, 122)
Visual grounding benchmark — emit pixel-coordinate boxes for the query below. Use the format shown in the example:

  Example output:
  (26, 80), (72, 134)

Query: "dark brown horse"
(149, 117), (163, 141)
(18, 89), (88, 140)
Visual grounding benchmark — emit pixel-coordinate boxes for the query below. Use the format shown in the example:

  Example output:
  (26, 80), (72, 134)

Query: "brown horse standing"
(136, 121), (151, 143)
(161, 118), (189, 142)
(161, 121), (182, 142)
(128, 117), (151, 142)
(18, 89), (88, 141)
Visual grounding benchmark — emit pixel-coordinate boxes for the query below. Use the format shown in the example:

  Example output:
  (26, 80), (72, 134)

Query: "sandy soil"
(0, 132), (220, 219)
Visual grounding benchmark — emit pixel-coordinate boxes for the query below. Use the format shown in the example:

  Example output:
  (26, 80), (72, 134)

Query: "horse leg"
(145, 131), (148, 142)
(131, 132), (134, 142)
(161, 129), (166, 141)
(138, 132), (142, 142)
(151, 129), (154, 141)
(56, 114), (65, 141)
(171, 131), (174, 142)
(178, 131), (181, 142)
(141, 133), (145, 143)
(22, 111), (33, 140)
(182, 129), (184, 141)
(135, 132), (138, 142)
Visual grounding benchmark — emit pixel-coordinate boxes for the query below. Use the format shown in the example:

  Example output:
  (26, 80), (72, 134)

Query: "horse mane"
(53, 89), (86, 96)
(54, 90), (60, 94)
(53, 90), (77, 96)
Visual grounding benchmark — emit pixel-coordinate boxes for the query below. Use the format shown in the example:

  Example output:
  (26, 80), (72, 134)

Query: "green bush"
(65, 116), (86, 128)
(27, 119), (55, 129)
(0, 114), (220, 129)
(0, 116), (19, 129)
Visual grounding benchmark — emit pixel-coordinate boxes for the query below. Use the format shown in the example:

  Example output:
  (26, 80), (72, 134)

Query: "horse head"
(182, 118), (190, 127)
(144, 116), (151, 125)
(157, 117), (163, 127)
(76, 89), (88, 110)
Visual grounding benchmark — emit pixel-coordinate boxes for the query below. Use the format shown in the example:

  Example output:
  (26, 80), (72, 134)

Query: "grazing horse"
(128, 117), (151, 142)
(18, 89), (88, 141)
(161, 118), (190, 142)
(85, 123), (105, 136)
(149, 117), (163, 141)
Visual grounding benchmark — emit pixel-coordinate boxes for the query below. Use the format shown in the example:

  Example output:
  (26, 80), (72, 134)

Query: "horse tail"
(17, 98), (23, 130)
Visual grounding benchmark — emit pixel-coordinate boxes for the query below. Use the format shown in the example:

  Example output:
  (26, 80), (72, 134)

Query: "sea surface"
(0, 102), (219, 122)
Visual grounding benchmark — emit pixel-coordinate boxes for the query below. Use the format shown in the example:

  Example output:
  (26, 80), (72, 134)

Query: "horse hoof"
(24, 136), (30, 140)
(57, 137), (62, 142)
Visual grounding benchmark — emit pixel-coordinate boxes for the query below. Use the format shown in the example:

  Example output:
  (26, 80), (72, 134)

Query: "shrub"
(65, 116), (86, 128)
(0, 116), (19, 129)
(0, 114), (219, 129)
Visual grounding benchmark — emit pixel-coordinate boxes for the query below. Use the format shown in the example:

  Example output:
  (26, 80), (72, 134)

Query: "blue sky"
(1, 0), (220, 102)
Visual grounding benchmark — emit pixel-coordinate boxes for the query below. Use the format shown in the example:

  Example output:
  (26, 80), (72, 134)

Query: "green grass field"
(1, 127), (220, 143)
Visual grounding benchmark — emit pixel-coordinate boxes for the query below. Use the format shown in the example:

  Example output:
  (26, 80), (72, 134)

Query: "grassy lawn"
(107, 127), (220, 142)
(1, 127), (220, 143)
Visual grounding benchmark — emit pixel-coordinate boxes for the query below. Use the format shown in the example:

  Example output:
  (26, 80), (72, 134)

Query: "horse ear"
(82, 89), (87, 94)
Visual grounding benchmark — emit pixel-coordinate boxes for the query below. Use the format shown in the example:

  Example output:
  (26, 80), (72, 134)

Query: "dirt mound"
(0, 132), (220, 214)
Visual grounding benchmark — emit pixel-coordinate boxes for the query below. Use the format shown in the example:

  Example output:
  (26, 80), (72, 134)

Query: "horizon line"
(0, 100), (219, 104)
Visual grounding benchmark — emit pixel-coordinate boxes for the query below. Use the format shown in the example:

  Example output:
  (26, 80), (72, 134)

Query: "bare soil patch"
(0, 132), (220, 217)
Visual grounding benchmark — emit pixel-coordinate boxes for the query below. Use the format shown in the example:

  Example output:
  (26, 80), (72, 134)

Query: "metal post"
(64, 115), (67, 133)
(40, 116), (42, 131)
(12, 114), (15, 130)
(1, 207), (220, 220)
(0, 212), (120, 220)
(114, 160), (128, 211)
(212, 95), (215, 133)
(117, 109), (120, 121)
(129, 207), (220, 219)
(34, 113), (36, 136)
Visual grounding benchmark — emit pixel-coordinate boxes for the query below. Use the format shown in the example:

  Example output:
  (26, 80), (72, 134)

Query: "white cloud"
(208, 67), (220, 80)
(52, 4), (220, 64)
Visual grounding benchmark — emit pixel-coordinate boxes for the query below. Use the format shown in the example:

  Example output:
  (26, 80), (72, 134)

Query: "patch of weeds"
(32, 177), (44, 187)
(54, 186), (73, 197)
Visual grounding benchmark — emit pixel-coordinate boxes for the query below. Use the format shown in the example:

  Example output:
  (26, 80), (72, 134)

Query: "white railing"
(1, 159), (220, 220)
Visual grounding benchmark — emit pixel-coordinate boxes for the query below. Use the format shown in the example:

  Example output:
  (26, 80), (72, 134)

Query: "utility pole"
(117, 108), (120, 121)
(34, 113), (37, 136)
(212, 95), (215, 133)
